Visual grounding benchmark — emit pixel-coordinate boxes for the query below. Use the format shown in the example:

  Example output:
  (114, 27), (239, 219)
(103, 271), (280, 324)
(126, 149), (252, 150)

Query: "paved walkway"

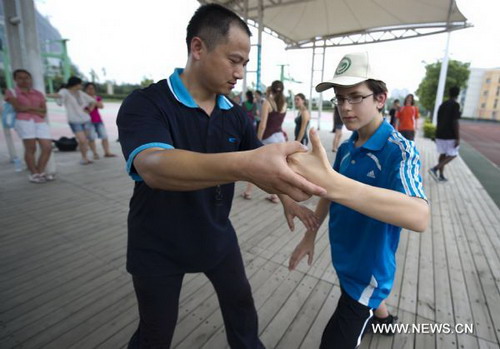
(1, 104), (499, 349)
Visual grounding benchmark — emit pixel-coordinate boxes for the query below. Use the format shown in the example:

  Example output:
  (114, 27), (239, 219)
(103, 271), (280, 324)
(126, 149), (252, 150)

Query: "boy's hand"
(287, 128), (335, 191)
(289, 234), (315, 271)
(282, 199), (319, 232)
(243, 142), (327, 202)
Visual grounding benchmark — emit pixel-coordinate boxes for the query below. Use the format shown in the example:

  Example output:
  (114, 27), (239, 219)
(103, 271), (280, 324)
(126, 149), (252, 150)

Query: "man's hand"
(289, 233), (315, 271)
(243, 141), (326, 202)
(281, 196), (319, 232)
(287, 128), (337, 190)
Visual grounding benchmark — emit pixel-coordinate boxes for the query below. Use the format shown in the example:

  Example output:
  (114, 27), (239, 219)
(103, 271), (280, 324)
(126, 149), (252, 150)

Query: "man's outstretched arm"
(134, 142), (326, 202)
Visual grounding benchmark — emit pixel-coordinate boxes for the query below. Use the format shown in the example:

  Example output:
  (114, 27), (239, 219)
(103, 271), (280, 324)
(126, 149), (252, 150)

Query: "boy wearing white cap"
(288, 52), (429, 348)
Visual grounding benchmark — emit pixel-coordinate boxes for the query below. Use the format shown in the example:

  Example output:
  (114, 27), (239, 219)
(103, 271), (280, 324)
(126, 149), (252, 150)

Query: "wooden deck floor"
(1, 126), (499, 349)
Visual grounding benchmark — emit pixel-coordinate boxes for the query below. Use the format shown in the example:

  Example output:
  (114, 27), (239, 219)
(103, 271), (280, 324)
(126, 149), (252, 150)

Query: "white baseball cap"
(316, 52), (382, 92)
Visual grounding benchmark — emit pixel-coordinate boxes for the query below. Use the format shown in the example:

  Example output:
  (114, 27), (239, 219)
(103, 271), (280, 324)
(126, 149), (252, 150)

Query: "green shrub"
(423, 118), (436, 140)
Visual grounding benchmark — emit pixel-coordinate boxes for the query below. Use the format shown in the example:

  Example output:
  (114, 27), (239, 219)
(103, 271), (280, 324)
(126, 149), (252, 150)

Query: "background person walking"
(429, 86), (461, 182)
(395, 94), (419, 141)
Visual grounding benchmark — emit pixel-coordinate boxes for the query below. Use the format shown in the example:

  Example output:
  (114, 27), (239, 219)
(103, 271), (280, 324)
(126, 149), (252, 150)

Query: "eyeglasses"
(331, 93), (374, 105)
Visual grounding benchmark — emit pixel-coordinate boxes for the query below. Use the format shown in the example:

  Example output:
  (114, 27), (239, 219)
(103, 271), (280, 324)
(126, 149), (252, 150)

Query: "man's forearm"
(135, 148), (247, 191)
(133, 143), (326, 202)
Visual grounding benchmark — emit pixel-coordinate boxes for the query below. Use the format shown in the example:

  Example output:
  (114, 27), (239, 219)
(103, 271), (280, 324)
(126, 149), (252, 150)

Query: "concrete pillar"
(19, 0), (45, 92)
(2, 0), (56, 174)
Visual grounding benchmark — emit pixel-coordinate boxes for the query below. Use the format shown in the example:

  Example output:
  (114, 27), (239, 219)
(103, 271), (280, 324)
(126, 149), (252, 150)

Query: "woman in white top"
(49, 76), (96, 164)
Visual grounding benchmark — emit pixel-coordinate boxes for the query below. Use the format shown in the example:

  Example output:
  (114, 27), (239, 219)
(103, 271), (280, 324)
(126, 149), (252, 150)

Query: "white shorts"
(262, 131), (286, 145)
(435, 139), (459, 157)
(14, 119), (52, 140)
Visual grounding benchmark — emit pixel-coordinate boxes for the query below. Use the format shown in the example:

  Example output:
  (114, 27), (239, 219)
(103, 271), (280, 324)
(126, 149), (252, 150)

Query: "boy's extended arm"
(288, 197), (330, 270)
(287, 128), (429, 232)
(134, 142), (326, 202)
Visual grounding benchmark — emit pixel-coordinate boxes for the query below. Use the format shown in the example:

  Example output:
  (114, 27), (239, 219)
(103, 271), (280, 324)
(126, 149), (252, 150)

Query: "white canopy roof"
(200, 0), (469, 48)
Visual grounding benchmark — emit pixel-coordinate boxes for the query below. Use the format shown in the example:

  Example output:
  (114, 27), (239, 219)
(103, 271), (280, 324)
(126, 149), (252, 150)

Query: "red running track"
(460, 120), (500, 167)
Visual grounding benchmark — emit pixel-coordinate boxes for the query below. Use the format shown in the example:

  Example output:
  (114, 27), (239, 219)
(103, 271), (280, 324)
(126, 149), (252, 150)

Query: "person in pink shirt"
(5, 69), (53, 183)
(83, 83), (116, 158)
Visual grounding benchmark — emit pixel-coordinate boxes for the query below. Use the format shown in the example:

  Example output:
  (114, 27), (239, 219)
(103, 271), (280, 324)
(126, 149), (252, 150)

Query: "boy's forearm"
(323, 174), (429, 232)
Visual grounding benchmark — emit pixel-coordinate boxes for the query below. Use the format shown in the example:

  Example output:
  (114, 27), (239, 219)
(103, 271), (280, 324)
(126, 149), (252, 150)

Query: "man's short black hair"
(13, 69), (31, 79)
(449, 86), (460, 98)
(186, 4), (251, 53)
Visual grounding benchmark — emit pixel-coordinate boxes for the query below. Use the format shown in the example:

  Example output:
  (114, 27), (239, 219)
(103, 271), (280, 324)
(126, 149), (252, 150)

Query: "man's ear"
(190, 36), (205, 61)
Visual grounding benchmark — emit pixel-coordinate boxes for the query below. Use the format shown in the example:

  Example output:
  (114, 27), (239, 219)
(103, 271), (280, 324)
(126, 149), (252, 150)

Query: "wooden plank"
(276, 280), (332, 349)
(431, 182), (457, 349)
(1, 130), (500, 349)
(299, 285), (340, 349)
(260, 274), (319, 348)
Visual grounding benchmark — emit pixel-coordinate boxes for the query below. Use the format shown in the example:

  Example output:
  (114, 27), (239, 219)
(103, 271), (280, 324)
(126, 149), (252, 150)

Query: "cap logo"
(336, 57), (351, 75)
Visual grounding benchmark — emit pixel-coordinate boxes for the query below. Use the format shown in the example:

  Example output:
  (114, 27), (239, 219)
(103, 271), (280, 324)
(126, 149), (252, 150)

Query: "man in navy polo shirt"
(117, 4), (324, 349)
(288, 52), (429, 348)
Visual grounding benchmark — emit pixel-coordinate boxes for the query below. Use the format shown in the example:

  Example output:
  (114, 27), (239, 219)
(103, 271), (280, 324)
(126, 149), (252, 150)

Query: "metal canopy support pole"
(256, 0), (263, 91)
(242, 0), (248, 94)
(432, 32), (451, 125)
(317, 43), (326, 130)
(432, 30), (451, 125)
(432, 0), (454, 125)
(61, 39), (71, 81)
(308, 41), (316, 117)
(309, 41), (326, 129)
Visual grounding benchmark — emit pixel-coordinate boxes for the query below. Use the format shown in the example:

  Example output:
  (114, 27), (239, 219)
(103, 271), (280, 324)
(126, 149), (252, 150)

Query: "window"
(495, 99), (498, 109)
(493, 111), (498, 119)
(483, 90), (488, 96)
(486, 78), (491, 83)
(481, 103), (486, 108)
(497, 86), (500, 96)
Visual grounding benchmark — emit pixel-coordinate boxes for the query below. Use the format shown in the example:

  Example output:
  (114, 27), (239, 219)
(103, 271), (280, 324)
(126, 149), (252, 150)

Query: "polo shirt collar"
(167, 68), (233, 110)
(349, 120), (394, 151)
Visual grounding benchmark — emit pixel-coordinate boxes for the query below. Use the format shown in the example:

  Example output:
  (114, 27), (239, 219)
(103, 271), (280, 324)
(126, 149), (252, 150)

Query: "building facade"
(461, 67), (500, 120)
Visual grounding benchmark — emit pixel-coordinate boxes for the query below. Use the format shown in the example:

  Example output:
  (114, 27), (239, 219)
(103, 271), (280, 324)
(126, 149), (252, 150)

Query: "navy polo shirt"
(117, 68), (261, 276)
(330, 121), (426, 308)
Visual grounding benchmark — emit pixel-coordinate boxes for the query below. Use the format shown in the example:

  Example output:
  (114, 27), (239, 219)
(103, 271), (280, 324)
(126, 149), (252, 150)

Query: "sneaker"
(29, 173), (46, 183)
(369, 314), (399, 336)
(439, 175), (448, 182)
(428, 167), (439, 181)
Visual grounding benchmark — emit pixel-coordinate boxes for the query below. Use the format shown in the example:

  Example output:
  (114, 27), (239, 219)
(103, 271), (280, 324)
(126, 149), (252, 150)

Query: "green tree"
(140, 77), (154, 88)
(416, 60), (470, 113)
